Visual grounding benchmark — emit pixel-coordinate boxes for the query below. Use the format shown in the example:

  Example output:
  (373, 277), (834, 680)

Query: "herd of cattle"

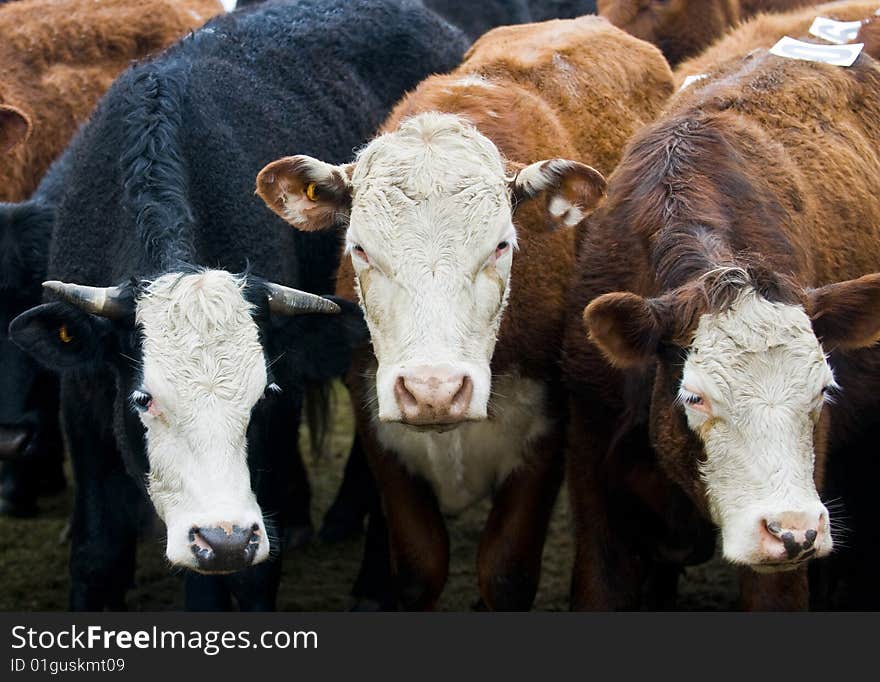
(1, 0), (879, 612)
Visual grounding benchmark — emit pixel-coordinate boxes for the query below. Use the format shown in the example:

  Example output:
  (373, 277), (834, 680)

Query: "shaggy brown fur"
(676, 0), (880, 85)
(598, 0), (822, 65)
(337, 17), (674, 610)
(0, 0), (222, 201)
(563, 40), (880, 609)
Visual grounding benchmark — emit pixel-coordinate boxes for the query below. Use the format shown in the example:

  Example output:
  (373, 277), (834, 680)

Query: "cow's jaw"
(680, 291), (834, 571)
(135, 270), (270, 573)
(346, 113), (515, 427)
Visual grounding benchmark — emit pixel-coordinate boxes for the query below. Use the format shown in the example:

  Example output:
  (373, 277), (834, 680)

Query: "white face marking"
(680, 291), (834, 567)
(346, 113), (516, 422)
(373, 372), (551, 513)
(135, 270), (270, 569)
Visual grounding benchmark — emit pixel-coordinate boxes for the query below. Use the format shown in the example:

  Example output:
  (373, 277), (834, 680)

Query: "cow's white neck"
(372, 370), (552, 514)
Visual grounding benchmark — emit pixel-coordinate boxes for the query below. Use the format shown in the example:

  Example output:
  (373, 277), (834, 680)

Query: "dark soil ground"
(0, 385), (739, 611)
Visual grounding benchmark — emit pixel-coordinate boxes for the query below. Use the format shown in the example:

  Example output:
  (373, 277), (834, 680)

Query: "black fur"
(0, 149), (72, 516)
(420, 0), (597, 39)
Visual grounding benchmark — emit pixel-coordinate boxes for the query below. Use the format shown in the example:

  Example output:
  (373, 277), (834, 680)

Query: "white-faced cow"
(563, 39), (880, 609)
(8, 0), (468, 611)
(257, 16), (673, 610)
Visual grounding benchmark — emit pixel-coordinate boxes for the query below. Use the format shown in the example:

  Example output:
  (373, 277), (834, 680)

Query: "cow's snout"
(757, 511), (828, 566)
(189, 523), (261, 574)
(394, 366), (473, 425)
(0, 425), (33, 461)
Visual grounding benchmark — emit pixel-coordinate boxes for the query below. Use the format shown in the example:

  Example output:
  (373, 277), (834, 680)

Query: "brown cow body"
(599, 0), (822, 64)
(258, 16), (673, 610)
(563, 43), (880, 609)
(343, 17), (672, 611)
(0, 0), (222, 201)
(676, 0), (880, 85)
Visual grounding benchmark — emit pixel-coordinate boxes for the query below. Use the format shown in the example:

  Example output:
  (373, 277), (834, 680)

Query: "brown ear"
(0, 104), (32, 153)
(583, 291), (665, 368)
(255, 155), (353, 231)
(807, 273), (880, 350)
(509, 159), (606, 230)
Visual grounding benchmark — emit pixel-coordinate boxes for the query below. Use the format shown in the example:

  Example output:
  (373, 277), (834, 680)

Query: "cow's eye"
(495, 240), (510, 258)
(680, 386), (710, 415)
(351, 244), (369, 264)
(131, 390), (152, 412)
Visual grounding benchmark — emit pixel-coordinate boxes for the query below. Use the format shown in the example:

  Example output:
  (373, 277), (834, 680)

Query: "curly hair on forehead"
(654, 257), (805, 346)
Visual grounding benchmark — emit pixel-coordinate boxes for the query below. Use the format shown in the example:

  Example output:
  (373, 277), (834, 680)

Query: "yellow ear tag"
(305, 182), (319, 202)
(59, 325), (72, 343)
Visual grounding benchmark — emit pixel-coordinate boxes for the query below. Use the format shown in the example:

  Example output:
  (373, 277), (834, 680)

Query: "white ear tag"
(770, 36), (864, 67)
(809, 16), (866, 45)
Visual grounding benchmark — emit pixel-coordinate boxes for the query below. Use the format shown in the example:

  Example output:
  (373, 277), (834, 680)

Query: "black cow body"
(420, 0), (597, 38)
(10, 0), (467, 611)
(0, 150), (73, 517)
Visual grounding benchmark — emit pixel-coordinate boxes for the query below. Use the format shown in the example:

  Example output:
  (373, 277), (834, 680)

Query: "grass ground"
(0, 385), (739, 611)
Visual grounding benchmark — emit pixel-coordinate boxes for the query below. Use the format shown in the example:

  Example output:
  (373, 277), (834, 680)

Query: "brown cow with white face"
(257, 16), (673, 610)
(563, 36), (880, 609)
(598, 0), (822, 64)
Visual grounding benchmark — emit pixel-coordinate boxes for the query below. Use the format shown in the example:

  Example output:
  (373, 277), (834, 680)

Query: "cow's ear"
(256, 155), (354, 231)
(8, 302), (115, 370)
(807, 273), (880, 350)
(0, 104), (32, 153)
(583, 292), (667, 368)
(509, 159), (606, 230)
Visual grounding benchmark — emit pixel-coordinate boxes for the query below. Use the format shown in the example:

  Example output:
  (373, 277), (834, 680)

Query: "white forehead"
(135, 270), (266, 409)
(348, 113), (512, 249)
(685, 291), (832, 399)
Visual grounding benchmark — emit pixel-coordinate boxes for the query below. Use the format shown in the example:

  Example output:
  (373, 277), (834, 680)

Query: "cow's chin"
(400, 419), (477, 433)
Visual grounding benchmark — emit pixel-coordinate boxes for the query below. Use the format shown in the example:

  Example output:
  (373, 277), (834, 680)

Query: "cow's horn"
(42, 281), (131, 319)
(266, 282), (340, 315)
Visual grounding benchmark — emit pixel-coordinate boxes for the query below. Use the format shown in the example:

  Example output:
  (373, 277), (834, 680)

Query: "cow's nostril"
(804, 529), (817, 548)
(395, 376), (420, 411)
(450, 375), (473, 413)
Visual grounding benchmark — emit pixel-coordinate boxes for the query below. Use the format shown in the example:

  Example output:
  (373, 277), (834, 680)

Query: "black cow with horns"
(8, 0), (468, 611)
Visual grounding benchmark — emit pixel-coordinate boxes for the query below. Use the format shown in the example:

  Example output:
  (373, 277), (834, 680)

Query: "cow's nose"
(759, 511), (826, 563)
(0, 426), (32, 461)
(189, 523), (260, 573)
(394, 366), (473, 425)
